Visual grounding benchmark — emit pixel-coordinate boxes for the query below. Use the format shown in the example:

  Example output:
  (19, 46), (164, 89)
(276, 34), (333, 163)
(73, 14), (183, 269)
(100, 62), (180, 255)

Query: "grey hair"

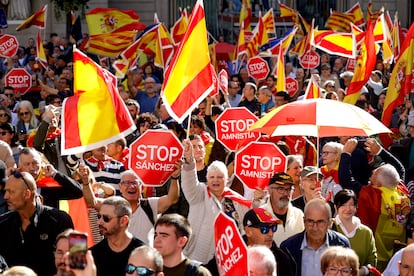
(248, 245), (277, 276)
(287, 155), (304, 169)
(377, 164), (400, 188)
(207, 160), (228, 181)
(129, 245), (163, 272)
(304, 198), (332, 220)
(323, 141), (344, 154)
(102, 196), (132, 218)
(120, 170), (141, 184)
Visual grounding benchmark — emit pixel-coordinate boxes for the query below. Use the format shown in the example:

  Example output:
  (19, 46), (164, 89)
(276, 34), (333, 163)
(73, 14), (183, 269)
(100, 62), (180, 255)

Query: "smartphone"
(69, 232), (88, 270)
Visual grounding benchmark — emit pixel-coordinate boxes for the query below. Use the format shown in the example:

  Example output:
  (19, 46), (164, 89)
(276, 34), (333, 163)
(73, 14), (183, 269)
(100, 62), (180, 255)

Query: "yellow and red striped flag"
(274, 46), (286, 92)
(234, 21), (247, 60)
(171, 8), (189, 46)
(311, 29), (356, 58)
(246, 12), (268, 57)
(36, 30), (48, 70)
(161, 0), (215, 123)
(278, 2), (310, 36)
(373, 13), (393, 63)
(86, 8), (145, 57)
(391, 12), (401, 61)
(347, 3), (365, 26)
(61, 48), (136, 155)
(265, 27), (297, 56)
(262, 8), (275, 34)
(155, 23), (174, 69)
(367, 0), (383, 23)
(382, 22), (414, 126)
(239, 0), (252, 31)
(16, 4), (47, 31)
(325, 10), (355, 32)
(343, 21), (376, 105)
(303, 75), (322, 100)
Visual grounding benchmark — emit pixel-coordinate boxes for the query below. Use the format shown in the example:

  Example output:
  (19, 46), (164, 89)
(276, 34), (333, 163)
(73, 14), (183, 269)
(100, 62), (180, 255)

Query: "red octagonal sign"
(247, 56), (270, 80)
(0, 34), (19, 58)
(215, 107), (260, 152)
(129, 130), (184, 186)
(5, 68), (32, 94)
(299, 50), (320, 70)
(285, 77), (298, 97)
(235, 141), (287, 189)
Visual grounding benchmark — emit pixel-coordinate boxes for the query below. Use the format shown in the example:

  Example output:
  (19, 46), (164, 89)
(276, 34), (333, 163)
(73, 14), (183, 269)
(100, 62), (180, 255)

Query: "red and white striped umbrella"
(249, 98), (391, 137)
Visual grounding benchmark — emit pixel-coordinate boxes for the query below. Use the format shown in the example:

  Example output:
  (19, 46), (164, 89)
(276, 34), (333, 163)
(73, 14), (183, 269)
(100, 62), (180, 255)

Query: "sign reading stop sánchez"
(299, 50), (320, 70)
(5, 68), (32, 94)
(129, 130), (184, 186)
(247, 56), (270, 80)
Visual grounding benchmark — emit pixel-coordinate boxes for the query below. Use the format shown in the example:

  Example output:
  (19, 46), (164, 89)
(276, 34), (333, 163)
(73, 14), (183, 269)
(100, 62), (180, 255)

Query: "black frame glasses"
(97, 213), (121, 223)
(249, 224), (277, 234)
(125, 264), (155, 276)
(12, 170), (30, 190)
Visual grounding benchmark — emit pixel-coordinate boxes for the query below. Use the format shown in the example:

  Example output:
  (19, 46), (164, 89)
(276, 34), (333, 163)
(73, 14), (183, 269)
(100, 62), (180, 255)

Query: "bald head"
(400, 244), (414, 276)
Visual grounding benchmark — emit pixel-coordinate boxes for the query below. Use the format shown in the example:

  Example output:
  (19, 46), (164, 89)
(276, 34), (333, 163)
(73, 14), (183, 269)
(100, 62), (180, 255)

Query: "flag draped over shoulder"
(16, 4), (47, 31)
(343, 21), (376, 105)
(161, 0), (215, 123)
(61, 48), (136, 155)
(36, 30), (48, 70)
(86, 8), (145, 57)
(382, 22), (414, 126)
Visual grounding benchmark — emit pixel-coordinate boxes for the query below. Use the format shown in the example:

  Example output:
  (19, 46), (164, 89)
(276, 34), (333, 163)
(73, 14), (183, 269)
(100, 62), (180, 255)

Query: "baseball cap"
(372, 70), (383, 79)
(301, 166), (323, 178)
(243, 208), (278, 227)
(268, 172), (294, 186)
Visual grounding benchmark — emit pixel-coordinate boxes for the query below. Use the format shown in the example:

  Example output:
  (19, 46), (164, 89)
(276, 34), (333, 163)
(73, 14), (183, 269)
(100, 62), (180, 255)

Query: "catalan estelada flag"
(343, 21), (376, 105)
(61, 48), (136, 155)
(36, 30), (48, 70)
(16, 4), (47, 31)
(161, 0), (215, 123)
(382, 22), (414, 126)
(303, 75), (322, 100)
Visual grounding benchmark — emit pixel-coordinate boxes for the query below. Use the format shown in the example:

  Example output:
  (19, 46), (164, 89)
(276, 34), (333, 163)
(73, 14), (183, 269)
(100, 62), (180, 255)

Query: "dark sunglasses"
(0, 113), (9, 117)
(97, 213), (120, 223)
(249, 224), (277, 234)
(125, 264), (155, 275)
(19, 112), (30, 116)
(12, 170), (30, 189)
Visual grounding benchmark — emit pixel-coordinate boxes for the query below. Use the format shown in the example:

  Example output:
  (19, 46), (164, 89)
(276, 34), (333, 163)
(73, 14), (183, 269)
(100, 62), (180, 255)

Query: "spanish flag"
(161, 0), (215, 123)
(382, 22), (414, 126)
(262, 8), (275, 35)
(274, 45), (286, 92)
(155, 23), (174, 69)
(16, 4), (47, 31)
(171, 8), (189, 46)
(61, 48), (136, 155)
(311, 30), (356, 58)
(36, 30), (48, 70)
(239, 0), (252, 31)
(343, 21), (376, 105)
(303, 75), (322, 100)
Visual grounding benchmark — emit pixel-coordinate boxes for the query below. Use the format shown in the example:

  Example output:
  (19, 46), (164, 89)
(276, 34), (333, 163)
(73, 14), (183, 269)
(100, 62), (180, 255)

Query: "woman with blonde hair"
(320, 246), (359, 276)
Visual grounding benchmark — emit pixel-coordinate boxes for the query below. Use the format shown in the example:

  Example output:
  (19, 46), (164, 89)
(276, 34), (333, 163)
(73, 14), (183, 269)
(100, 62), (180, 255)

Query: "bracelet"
(171, 175), (179, 180)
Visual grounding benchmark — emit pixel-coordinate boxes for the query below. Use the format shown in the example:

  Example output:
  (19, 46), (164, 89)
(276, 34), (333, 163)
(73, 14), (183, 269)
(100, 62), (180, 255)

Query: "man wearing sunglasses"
(243, 207), (295, 276)
(0, 170), (73, 276)
(126, 245), (164, 276)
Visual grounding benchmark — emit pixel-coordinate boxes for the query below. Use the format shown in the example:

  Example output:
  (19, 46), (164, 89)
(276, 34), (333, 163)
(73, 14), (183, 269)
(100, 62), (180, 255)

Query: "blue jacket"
(280, 230), (350, 276)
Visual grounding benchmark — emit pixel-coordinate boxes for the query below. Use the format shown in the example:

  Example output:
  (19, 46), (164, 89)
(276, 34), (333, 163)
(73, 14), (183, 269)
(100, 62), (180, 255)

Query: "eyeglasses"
(120, 180), (139, 186)
(249, 224), (277, 234)
(97, 213), (121, 223)
(12, 170), (30, 190)
(0, 113), (8, 117)
(322, 151), (336, 155)
(54, 250), (66, 259)
(326, 266), (353, 275)
(125, 264), (155, 276)
(0, 131), (9, 136)
(304, 218), (329, 227)
(19, 112), (30, 116)
(269, 186), (293, 194)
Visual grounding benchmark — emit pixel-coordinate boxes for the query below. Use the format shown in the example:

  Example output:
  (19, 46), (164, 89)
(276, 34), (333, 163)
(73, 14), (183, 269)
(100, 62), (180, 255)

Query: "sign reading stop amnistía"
(5, 68), (32, 94)
(0, 34), (19, 58)
(235, 141), (287, 189)
(247, 56), (270, 80)
(129, 130), (184, 186)
(215, 107), (260, 152)
(214, 211), (248, 276)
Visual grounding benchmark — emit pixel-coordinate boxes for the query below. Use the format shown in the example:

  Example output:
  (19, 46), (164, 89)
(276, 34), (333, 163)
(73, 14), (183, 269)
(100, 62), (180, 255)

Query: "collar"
(301, 231), (330, 250)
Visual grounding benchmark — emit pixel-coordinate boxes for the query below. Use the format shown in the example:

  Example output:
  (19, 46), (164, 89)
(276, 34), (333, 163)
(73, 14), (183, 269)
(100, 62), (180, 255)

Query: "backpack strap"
(139, 198), (155, 225)
(185, 259), (202, 276)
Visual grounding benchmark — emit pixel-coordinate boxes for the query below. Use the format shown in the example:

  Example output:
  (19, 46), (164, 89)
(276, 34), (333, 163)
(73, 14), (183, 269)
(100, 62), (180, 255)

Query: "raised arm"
(157, 160), (182, 213)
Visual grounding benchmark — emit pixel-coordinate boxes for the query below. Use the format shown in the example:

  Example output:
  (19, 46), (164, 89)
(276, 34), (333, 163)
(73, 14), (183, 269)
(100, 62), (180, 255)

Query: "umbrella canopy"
(249, 98), (391, 137)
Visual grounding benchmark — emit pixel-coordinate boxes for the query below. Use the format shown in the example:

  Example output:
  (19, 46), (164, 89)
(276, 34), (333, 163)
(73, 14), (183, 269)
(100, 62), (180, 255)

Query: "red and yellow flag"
(382, 22), (414, 126)
(311, 29), (356, 58)
(367, 0), (383, 23)
(155, 23), (174, 69)
(161, 0), (215, 123)
(262, 8), (275, 34)
(343, 21), (376, 105)
(239, 0), (252, 31)
(171, 8), (189, 46)
(16, 4), (47, 31)
(303, 75), (322, 99)
(275, 46), (286, 92)
(246, 12), (268, 58)
(61, 48), (136, 155)
(36, 30), (48, 70)
(347, 3), (365, 26)
(325, 10), (355, 32)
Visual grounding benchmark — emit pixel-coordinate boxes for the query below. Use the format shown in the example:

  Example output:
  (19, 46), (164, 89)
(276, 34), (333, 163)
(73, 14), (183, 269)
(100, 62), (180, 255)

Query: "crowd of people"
(0, 27), (413, 276)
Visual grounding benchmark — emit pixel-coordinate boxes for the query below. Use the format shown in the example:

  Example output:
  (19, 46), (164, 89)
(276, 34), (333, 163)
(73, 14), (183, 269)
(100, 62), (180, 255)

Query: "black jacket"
(0, 203), (73, 276)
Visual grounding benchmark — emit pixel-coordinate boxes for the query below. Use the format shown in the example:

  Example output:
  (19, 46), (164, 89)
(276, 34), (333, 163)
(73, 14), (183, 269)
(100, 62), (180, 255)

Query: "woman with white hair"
(15, 100), (39, 146)
(181, 139), (252, 275)
(248, 245), (277, 276)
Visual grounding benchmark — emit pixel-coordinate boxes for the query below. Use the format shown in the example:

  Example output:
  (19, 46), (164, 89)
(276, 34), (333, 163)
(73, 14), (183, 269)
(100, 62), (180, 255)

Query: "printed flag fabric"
(343, 21), (376, 105)
(382, 22), (414, 126)
(154, 23), (174, 69)
(239, 0), (252, 31)
(16, 4), (47, 31)
(275, 46), (286, 92)
(262, 8), (275, 34)
(36, 30), (48, 70)
(325, 10), (355, 32)
(161, 0), (215, 123)
(303, 75), (322, 99)
(263, 27), (297, 56)
(347, 3), (365, 26)
(246, 12), (268, 58)
(171, 8), (189, 46)
(86, 8), (145, 57)
(61, 48), (136, 155)
(278, 2), (310, 36)
(311, 30), (356, 58)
